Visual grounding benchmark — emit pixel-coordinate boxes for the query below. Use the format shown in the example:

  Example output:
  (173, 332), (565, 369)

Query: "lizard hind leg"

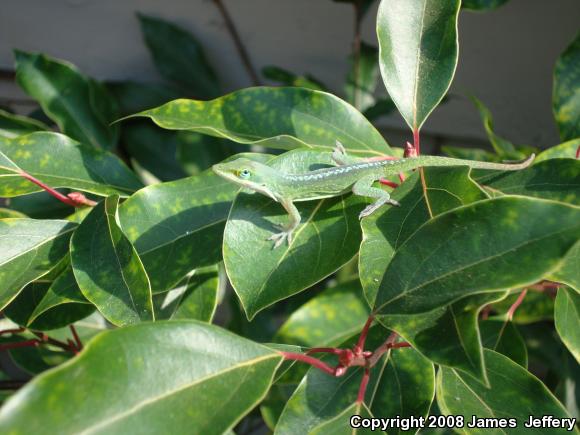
(332, 141), (361, 166)
(352, 176), (400, 219)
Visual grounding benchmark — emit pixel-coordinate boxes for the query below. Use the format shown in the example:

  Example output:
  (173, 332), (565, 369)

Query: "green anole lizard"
(213, 143), (534, 247)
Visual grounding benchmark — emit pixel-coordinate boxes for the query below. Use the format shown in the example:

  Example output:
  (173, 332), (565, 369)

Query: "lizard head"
(212, 158), (283, 202)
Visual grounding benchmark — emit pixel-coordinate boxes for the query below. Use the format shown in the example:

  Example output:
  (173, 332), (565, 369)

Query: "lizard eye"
(238, 169), (251, 179)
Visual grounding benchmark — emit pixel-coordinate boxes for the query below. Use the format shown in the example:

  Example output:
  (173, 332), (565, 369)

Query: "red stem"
(0, 327), (25, 336)
(0, 339), (39, 351)
(280, 351), (338, 376)
(356, 368), (370, 403)
(576, 144), (580, 159)
(70, 325), (83, 351)
(413, 129), (421, 155)
(31, 331), (76, 353)
(507, 289), (528, 321)
(355, 315), (374, 352)
(19, 171), (78, 207)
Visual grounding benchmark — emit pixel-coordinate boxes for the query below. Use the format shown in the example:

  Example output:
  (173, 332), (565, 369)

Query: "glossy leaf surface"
(555, 287), (580, 363)
(14, 50), (118, 150)
(71, 196), (154, 326)
(0, 132), (143, 198)
(274, 280), (370, 347)
(153, 266), (220, 322)
(118, 154), (270, 292)
(0, 321), (283, 434)
(377, 0), (460, 130)
(224, 150), (365, 319)
(0, 218), (75, 310)
(374, 197), (580, 316)
(437, 350), (574, 433)
(134, 87), (391, 156)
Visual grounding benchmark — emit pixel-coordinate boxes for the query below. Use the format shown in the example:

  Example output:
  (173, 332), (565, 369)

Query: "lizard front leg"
(352, 176), (400, 219)
(268, 198), (301, 248)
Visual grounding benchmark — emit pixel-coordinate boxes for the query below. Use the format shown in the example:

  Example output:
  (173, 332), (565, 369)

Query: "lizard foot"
(332, 141), (348, 166)
(268, 230), (294, 248)
(358, 199), (400, 219)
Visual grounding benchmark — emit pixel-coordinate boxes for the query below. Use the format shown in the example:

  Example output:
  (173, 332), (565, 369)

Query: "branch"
(212, 0), (261, 86)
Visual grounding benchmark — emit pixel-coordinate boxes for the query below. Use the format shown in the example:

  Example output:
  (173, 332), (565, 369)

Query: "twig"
(70, 325), (83, 351)
(280, 351), (338, 376)
(212, 0), (261, 86)
(352, 0), (362, 109)
(18, 171), (95, 208)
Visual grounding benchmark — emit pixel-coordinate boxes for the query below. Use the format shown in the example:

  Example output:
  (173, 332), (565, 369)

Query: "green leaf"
(28, 266), (95, 330)
(0, 109), (48, 139)
(461, 0), (510, 11)
(133, 87), (392, 157)
(71, 195), (154, 326)
(377, 0), (460, 130)
(138, 13), (220, 98)
(4, 278), (94, 331)
(474, 159), (580, 206)
(121, 123), (187, 182)
(262, 66), (326, 91)
(437, 350), (574, 433)
(118, 154), (270, 292)
(0, 321), (283, 434)
(276, 328), (435, 434)
(152, 265), (220, 322)
(0, 132), (143, 198)
(175, 131), (232, 177)
(360, 167), (487, 305)
(384, 291), (508, 382)
(345, 42), (380, 111)
(480, 320), (528, 367)
(553, 32), (580, 142)
(555, 287), (580, 363)
(535, 138), (580, 163)
(0, 208), (26, 218)
(14, 50), (119, 150)
(470, 96), (521, 158)
(0, 218), (75, 310)
(274, 280), (370, 347)
(107, 80), (181, 117)
(374, 197), (580, 317)
(224, 149), (365, 319)
(551, 240), (580, 291)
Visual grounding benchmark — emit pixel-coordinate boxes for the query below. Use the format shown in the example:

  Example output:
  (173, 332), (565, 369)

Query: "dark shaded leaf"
(0, 109), (47, 139)
(555, 287), (580, 363)
(14, 50), (118, 150)
(553, 32), (580, 142)
(138, 13), (220, 98)
(71, 195), (154, 326)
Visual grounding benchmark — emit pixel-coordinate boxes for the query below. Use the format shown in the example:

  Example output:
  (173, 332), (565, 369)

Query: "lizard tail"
(422, 153), (535, 171)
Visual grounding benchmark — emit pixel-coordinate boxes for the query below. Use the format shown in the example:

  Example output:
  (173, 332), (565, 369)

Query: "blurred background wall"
(1, 0), (578, 151)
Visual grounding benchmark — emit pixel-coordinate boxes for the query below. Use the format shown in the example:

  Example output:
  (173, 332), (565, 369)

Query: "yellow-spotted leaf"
(224, 149), (365, 319)
(71, 196), (154, 326)
(132, 87), (392, 157)
(118, 153), (271, 293)
(0, 218), (75, 310)
(0, 132), (143, 198)
(0, 321), (283, 434)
